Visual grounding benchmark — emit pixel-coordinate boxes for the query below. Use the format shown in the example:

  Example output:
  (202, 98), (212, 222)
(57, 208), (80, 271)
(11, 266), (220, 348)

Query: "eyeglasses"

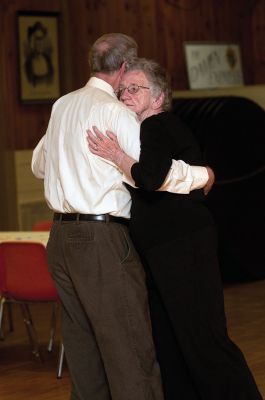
(115, 84), (150, 97)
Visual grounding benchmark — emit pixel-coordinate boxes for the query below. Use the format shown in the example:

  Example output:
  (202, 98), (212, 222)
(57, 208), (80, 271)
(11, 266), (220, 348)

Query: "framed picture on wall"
(17, 11), (60, 103)
(184, 42), (244, 90)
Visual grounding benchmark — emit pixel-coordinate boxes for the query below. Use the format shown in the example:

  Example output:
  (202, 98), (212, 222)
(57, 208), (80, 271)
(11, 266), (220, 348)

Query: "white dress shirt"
(32, 77), (208, 218)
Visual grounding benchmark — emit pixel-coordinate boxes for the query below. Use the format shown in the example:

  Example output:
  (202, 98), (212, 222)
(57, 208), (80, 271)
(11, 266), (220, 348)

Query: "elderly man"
(31, 33), (212, 400)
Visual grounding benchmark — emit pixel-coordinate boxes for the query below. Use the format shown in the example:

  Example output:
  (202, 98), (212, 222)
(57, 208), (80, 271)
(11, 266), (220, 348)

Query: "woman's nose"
(120, 89), (130, 101)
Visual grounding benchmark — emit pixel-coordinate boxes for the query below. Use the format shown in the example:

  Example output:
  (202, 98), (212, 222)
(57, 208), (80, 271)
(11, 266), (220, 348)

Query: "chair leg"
(57, 342), (65, 379)
(47, 302), (59, 352)
(20, 304), (43, 362)
(0, 299), (14, 340)
(6, 303), (14, 332)
(0, 297), (6, 340)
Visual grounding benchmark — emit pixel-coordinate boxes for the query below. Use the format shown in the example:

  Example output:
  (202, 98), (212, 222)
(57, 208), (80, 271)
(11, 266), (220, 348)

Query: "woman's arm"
(87, 118), (172, 191)
(31, 135), (46, 179)
(87, 125), (214, 194)
(131, 116), (172, 190)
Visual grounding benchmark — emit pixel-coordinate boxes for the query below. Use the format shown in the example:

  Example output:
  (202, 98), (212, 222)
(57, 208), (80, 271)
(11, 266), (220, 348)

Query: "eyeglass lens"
(117, 84), (149, 97)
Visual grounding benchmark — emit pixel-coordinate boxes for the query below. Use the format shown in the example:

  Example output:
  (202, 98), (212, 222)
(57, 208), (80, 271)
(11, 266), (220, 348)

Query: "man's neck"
(94, 71), (120, 91)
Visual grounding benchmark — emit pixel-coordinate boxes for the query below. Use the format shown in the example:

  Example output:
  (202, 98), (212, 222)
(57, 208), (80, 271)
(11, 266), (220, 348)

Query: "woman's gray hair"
(126, 58), (172, 111)
(89, 33), (138, 74)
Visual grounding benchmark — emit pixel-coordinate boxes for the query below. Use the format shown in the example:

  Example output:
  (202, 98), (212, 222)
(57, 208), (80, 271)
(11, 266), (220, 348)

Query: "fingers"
(87, 131), (98, 147)
(87, 139), (98, 154)
(87, 126), (105, 154)
(106, 131), (116, 140)
(206, 166), (215, 183)
(86, 130), (101, 155)
(204, 180), (213, 195)
(203, 185), (210, 196)
(92, 126), (105, 140)
(86, 127), (119, 161)
(203, 166), (215, 195)
(87, 127), (116, 148)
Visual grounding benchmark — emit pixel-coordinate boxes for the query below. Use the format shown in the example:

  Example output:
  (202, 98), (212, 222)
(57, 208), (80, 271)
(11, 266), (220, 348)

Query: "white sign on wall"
(184, 43), (244, 90)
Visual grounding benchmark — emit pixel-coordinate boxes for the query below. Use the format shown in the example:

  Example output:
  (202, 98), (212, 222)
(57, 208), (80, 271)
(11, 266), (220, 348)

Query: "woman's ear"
(152, 92), (164, 111)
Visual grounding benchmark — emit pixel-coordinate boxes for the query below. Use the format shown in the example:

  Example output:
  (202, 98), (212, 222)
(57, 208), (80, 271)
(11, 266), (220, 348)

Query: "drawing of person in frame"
(24, 21), (54, 87)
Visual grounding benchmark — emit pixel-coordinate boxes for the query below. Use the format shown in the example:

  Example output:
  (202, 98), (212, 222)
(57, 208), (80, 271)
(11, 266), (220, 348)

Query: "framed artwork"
(17, 11), (60, 103)
(184, 42), (244, 90)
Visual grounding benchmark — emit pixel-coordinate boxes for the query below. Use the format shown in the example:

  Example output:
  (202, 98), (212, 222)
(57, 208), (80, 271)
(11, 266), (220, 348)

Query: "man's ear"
(152, 92), (164, 111)
(114, 62), (126, 91)
(119, 61), (126, 76)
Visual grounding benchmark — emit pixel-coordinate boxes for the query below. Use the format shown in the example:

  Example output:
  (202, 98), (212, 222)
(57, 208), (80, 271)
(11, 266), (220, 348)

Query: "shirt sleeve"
(158, 160), (209, 193)
(31, 135), (46, 179)
(31, 101), (59, 179)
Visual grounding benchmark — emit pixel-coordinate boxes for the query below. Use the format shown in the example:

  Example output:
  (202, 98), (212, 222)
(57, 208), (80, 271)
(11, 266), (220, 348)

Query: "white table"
(0, 231), (49, 246)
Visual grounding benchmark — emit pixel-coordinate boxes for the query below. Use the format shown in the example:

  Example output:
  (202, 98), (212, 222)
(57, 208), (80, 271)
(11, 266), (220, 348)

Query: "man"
(31, 33), (213, 400)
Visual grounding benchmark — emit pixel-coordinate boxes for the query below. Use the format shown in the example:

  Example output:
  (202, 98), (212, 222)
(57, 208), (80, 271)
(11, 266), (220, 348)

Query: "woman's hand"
(87, 126), (137, 180)
(87, 126), (125, 165)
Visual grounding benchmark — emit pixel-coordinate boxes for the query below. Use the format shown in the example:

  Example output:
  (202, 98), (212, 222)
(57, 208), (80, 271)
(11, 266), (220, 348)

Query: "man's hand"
(204, 166), (215, 195)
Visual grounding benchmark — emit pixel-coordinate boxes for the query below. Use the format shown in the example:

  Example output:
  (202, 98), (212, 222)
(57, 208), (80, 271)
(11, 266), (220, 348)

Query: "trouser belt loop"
(105, 214), (110, 224)
(76, 213), (80, 221)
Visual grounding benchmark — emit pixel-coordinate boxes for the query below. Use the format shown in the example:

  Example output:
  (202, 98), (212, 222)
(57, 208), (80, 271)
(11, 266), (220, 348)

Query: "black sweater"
(128, 112), (215, 251)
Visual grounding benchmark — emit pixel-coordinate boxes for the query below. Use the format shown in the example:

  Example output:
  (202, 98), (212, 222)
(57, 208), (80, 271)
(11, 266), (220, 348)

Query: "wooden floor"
(1, 280), (265, 399)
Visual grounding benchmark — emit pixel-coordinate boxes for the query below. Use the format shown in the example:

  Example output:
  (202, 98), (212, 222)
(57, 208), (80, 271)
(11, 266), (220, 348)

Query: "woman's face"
(119, 70), (157, 122)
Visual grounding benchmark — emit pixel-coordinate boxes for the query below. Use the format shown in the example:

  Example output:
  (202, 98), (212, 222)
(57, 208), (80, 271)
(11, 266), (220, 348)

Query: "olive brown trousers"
(46, 219), (164, 400)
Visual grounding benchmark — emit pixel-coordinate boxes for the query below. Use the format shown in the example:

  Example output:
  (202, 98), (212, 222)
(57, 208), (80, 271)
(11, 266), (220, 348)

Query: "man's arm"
(32, 100), (59, 179)
(87, 128), (214, 194)
(158, 160), (214, 194)
(31, 135), (46, 179)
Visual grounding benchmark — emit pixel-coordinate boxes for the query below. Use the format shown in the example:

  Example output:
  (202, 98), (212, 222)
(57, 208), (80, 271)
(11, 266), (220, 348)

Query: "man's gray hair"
(89, 33), (138, 74)
(126, 58), (172, 111)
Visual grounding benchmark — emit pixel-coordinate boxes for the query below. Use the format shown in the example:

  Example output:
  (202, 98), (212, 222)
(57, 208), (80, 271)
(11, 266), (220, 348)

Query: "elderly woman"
(88, 58), (261, 400)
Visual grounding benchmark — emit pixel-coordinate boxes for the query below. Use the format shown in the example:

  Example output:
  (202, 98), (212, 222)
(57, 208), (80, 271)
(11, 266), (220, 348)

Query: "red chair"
(0, 241), (59, 361)
(32, 220), (53, 231)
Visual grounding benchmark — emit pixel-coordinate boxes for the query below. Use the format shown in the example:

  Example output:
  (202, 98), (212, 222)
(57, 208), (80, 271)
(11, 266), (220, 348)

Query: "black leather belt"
(53, 213), (128, 226)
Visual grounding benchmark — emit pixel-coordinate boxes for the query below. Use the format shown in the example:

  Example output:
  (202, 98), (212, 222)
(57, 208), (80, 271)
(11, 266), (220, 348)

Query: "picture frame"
(17, 11), (60, 103)
(184, 42), (244, 90)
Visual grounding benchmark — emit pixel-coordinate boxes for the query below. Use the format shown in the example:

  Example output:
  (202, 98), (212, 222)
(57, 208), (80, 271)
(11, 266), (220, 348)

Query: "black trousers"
(141, 226), (262, 400)
(46, 220), (164, 400)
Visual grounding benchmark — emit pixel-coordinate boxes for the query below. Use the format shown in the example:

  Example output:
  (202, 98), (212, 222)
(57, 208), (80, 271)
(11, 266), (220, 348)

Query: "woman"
(87, 58), (262, 400)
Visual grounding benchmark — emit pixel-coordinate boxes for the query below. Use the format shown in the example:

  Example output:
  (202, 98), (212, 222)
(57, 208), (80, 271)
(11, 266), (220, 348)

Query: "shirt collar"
(86, 77), (116, 98)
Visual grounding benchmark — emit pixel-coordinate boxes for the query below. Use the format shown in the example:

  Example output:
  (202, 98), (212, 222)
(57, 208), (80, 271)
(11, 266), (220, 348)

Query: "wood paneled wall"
(0, 0), (264, 150)
(0, 0), (63, 229)
(0, 0), (61, 151)
(0, 0), (264, 230)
